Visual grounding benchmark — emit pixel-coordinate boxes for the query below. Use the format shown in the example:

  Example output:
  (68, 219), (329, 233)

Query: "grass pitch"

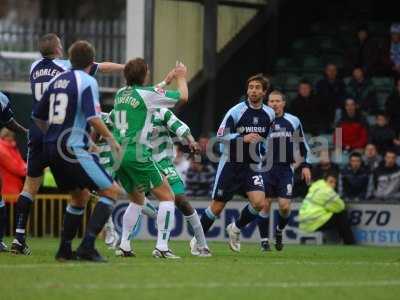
(0, 238), (399, 300)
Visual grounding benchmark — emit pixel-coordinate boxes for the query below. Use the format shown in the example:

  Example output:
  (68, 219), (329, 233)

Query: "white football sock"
(120, 202), (143, 251)
(142, 197), (158, 219)
(156, 201), (175, 251)
(184, 210), (208, 249)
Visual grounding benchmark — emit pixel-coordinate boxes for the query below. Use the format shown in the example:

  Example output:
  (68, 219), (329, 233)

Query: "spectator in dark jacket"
(368, 112), (396, 154)
(316, 63), (347, 124)
(334, 98), (368, 151)
(290, 80), (329, 135)
(345, 26), (380, 74)
(373, 149), (400, 201)
(185, 158), (216, 197)
(385, 78), (400, 134)
(346, 67), (378, 114)
(381, 23), (400, 80)
(338, 152), (373, 201)
(344, 26), (380, 75)
(312, 150), (340, 181)
(363, 143), (382, 172)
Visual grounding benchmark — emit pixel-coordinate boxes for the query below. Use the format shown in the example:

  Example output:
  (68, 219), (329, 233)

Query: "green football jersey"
(97, 112), (115, 176)
(150, 108), (190, 162)
(112, 85), (181, 161)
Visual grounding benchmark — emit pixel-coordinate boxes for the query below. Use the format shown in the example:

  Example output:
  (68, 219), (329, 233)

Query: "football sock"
(80, 197), (115, 249)
(0, 198), (6, 242)
(60, 205), (84, 247)
(257, 211), (270, 240)
(141, 197), (157, 219)
(200, 207), (217, 234)
(175, 198), (194, 216)
(235, 204), (259, 229)
(120, 202), (143, 251)
(277, 210), (290, 231)
(15, 192), (34, 243)
(156, 201), (175, 251)
(184, 210), (208, 249)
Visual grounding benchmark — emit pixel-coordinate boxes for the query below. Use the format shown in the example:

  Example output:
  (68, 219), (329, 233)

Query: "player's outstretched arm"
(175, 63), (188, 103)
(6, 119), (28, 135)
(97, 62), (125, 73)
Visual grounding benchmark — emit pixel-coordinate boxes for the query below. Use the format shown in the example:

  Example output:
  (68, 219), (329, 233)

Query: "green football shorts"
(157, 158), (185, 196)
(116, 156), (164, 194)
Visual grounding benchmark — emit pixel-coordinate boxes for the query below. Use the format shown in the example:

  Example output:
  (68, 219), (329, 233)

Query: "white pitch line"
(33, 280), (400, 290)
(0, 260), (399, 269)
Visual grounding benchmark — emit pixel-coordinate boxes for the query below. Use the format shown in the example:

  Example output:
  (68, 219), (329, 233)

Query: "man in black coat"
(316, 63), (347, 124)
(338, 152), (373, 201)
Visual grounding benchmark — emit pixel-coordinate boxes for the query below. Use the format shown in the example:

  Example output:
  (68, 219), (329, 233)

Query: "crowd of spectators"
(285, 23), (400, 202)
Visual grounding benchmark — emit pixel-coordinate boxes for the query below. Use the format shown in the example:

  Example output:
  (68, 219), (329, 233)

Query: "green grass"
(1, 238), (400, 300)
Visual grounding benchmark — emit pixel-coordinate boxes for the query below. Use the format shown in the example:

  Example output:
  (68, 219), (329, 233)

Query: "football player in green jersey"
(118, 106), (211, 257)
(112, 58), (188, 259)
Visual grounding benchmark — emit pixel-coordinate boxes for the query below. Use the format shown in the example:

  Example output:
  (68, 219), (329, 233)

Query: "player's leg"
(257, 171), (273, 251)
(197, 160), (234, 241)
(274, 197), (291, 251)
(151, 179), (179, 259)
(12, 140), (47, 255)
(117, 191), (145, 257)
(11, 176), (42, 255)
(226, 170), (265, 252)
(67, 149), (123, 262)
(77, 182), (122, 262)
(257, 198), (272, 251)
(226, 190), (265, 252)
(55, 189), (91, 261)
(0, 178), (7, 252)
(161, 161), (210, 256)
(113, 163), (145, 256)
(142, 197), (158, 218)
(274, 166), (294, 251)
(118, 195), (157, 253)
(175, 193), (211, 257)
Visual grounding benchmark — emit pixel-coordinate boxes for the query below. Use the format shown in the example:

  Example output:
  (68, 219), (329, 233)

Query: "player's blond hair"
(38, 33), (59, 58)
(268, 90), (286, 102)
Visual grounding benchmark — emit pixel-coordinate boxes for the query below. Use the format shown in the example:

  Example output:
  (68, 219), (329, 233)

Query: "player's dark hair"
(268, 90), (286, 102)
(246, 74), (269, 91)
(68, 40), (95, 69)
(349, 152), (362, 160)
(124, 58), (148, 86)
(38, 33), (60, 58)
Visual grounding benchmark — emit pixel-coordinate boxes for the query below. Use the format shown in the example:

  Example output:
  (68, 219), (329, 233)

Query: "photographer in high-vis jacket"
(298, 172), (356, 245)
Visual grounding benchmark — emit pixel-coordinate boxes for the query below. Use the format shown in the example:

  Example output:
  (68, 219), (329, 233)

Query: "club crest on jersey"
(274, 124), (280, 130)
(237, 127), (245, 134)
(253, 117), (259, 125)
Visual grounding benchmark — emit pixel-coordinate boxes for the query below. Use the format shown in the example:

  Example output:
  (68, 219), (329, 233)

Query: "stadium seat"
(303, 56), (323, 71)
(343, 77), (351, 85)
(371, 77), (394, 92)
(285, 75), (301, 89)
(377, 92), (391, 109)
